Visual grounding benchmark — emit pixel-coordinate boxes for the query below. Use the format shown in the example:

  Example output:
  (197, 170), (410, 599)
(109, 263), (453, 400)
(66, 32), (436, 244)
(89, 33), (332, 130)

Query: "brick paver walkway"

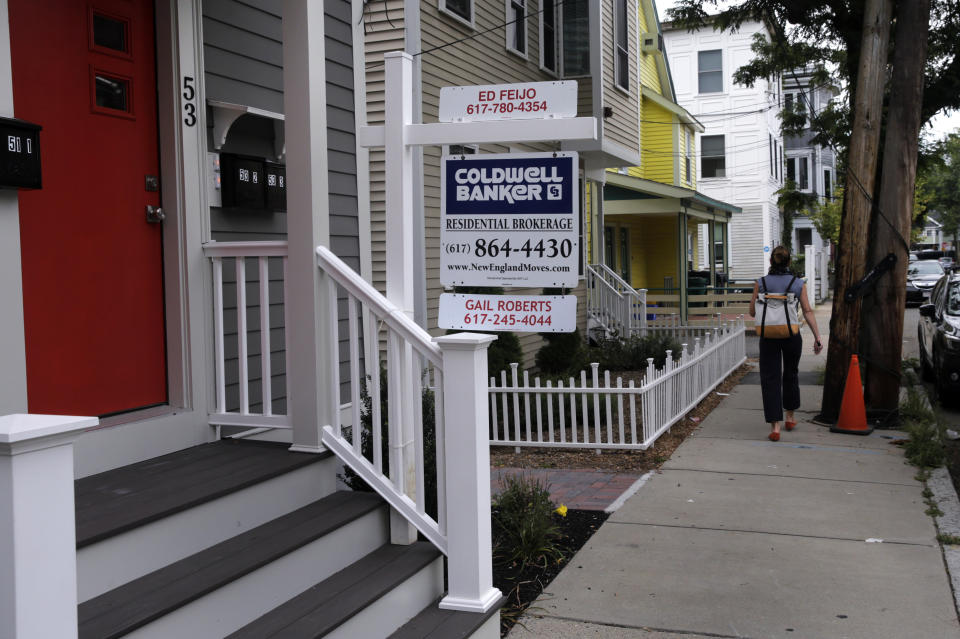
(491, 467), (643, 511)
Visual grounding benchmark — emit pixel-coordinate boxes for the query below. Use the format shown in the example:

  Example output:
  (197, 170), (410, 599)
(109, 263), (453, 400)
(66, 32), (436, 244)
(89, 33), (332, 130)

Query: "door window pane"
(698, 50), (722, 93)
(93, 14), (128, 53)
(95, 74), (129, 112)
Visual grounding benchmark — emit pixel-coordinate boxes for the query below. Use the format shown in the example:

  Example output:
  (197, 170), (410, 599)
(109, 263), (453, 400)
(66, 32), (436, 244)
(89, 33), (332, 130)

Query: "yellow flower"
(555, 504), (568, 517)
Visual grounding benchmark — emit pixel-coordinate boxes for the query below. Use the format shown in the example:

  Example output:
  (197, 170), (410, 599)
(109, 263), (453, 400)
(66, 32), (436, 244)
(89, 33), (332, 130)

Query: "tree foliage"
(777, 180), (818, 252)
(918, 131), (960, 243)
(805, 185), (844, 243)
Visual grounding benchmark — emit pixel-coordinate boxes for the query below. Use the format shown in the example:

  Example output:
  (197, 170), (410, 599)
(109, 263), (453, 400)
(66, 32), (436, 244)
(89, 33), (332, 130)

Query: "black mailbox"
(265, 162), (286, 211)
(0, 117), (41, 189)
(219, 153), (265, 209)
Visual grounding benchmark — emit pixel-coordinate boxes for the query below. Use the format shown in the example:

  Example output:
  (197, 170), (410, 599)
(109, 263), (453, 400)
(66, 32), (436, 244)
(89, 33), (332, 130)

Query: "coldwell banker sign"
(440, 151), (579, 288)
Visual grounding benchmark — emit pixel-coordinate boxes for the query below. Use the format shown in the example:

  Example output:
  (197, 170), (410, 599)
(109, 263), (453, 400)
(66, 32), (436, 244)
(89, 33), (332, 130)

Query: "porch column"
(0, 414), (98, 639)
(436, 334), (501, 613)
(708, 220), (717, 288)
(678, 211), (689, 323)
(282, 0), (336, 452)
(0, 2), (27, 414)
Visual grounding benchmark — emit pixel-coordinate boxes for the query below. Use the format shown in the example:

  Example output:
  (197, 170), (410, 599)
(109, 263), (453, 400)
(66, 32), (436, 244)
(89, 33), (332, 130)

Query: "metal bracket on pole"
(844, 253), (897, 302)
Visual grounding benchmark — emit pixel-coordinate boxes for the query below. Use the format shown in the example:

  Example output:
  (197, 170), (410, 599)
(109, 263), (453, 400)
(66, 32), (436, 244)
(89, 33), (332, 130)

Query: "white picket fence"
(489, 318), (747, 451)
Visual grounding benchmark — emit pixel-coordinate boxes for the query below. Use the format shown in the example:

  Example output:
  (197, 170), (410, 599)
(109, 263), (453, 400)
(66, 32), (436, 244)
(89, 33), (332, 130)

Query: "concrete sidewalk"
(511, 315), (960, 638)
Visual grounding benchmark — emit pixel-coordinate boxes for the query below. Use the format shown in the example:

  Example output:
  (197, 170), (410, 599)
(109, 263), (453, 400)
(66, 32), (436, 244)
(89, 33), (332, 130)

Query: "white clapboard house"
(1, 1), (501, 637)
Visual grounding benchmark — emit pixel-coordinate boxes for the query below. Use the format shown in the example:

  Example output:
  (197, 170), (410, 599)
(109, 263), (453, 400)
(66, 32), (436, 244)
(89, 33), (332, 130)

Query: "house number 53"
(183, 76), (197, 127)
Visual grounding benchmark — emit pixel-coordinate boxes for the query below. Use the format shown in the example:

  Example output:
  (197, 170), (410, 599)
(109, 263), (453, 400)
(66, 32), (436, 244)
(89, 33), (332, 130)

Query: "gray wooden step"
(77, 491), (384, 639)
(227, 542), (443, 638)
(388, 596), (505, 639)
(75, 439), (331, 547)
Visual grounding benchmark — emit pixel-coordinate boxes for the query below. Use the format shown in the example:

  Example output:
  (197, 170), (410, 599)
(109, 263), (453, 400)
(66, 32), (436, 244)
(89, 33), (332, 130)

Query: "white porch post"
(282, 0), (336, 452)
(0, 0), (28, 414)
(435, 334), (501, 614)
(0, 414), (98, 639)
(805, 244), (816, 308)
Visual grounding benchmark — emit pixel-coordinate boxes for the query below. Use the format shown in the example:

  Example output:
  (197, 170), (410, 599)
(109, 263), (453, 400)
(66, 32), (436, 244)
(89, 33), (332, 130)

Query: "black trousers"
(759, 333), (802, 423)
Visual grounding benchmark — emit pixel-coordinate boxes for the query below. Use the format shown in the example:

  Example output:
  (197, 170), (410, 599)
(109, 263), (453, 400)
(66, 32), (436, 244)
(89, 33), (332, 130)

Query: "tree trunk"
(819, 0), (894, 421)
(862, 0), (931, 411)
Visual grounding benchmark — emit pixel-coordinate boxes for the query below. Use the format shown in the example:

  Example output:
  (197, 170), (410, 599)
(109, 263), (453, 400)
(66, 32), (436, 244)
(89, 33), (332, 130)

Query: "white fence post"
(1, 414), (98, 639)
(435, 334), (502, 613)
(805, 244), (816, 307)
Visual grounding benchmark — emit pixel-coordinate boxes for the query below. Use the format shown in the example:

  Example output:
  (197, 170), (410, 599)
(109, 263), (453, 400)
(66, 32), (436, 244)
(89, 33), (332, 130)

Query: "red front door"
(10, 0), (167, 416)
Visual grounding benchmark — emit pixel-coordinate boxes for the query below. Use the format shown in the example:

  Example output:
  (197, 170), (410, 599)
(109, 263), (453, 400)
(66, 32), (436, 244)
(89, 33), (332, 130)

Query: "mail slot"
(219, 153), (265, 209)
(264, 162), (286, 211)
(0, 117), (41, 189)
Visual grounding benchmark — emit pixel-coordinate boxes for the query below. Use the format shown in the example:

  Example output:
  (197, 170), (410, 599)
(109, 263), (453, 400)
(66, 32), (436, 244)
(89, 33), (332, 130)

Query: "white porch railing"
(489, 318), (746, 451)
(315, 246), (500, 613)
(586, 263), (647, 337)
(204, 241), (292, 430)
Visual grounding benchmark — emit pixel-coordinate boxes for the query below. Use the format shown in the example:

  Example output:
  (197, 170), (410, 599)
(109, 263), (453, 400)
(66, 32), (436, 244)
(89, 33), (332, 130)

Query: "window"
(440, 0), (473, 26)
(540, 0), (589, 76)
(824, 169), (832, 198)
(619, 227), (630, 282)
(614, 0), (629, 90)
(698, 50), (722, 93)
(769, 134), (774, 176)
(701, 135), (725, 178)
(714, 224), (725, 270)
(562, 0), (590, 76)
(786, 156), (810, 191)
(604, 226), (615, 271)
(445, 144), (477, 156)
(505, 0), (526, 56)
(541, 0), (558, 73)
(685, 133), (692, 182)
(797, 228), (813, 250)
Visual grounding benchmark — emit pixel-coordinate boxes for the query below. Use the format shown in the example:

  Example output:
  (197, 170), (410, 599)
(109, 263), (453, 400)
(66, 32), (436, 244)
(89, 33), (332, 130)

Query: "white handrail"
(586, 263), (647, 337)
(316, 245), (498, 611)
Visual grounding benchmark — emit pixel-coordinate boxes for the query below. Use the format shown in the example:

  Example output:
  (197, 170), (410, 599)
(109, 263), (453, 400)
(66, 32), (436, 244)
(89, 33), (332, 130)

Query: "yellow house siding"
(636, 0), (662, 92)
(641, 100), (675, 184)
(577, 78), (593, 117)
(634, 216), (678, 290)
(601, 0), (640, 154)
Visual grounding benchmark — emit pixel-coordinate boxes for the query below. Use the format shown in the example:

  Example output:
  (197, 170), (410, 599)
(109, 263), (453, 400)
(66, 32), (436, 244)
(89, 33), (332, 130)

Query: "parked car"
(918, 273), (960, 400)
(941, 256), (955, 270)
(906, 260), (945, 305)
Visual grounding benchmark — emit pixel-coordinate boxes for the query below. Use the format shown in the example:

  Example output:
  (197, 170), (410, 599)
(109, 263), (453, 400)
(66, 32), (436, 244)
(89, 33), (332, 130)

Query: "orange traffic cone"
(830, 354), (873, 435)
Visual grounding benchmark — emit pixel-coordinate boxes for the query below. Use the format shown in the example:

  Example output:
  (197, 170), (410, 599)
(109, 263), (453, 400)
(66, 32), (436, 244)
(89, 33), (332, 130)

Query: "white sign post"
(440, 152), (579, 289)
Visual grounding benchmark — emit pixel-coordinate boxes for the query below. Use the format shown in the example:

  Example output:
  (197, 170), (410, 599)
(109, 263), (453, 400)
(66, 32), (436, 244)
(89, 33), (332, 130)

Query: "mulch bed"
(489, 361), (754, 473)
(492, 508), (609, 637)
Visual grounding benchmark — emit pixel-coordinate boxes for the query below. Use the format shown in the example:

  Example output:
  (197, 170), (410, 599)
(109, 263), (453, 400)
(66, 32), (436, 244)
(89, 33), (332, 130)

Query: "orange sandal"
(769, 431), (780, 442)
(785, 420), (797, 431)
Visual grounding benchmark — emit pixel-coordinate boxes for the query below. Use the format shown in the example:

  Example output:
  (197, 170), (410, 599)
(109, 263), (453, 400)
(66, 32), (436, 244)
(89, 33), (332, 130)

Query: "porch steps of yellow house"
(74, 439), (501, 638)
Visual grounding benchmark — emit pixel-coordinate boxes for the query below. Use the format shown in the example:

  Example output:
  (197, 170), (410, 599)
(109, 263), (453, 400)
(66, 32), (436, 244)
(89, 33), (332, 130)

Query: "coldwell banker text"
(453, 165), (563, 203)
(443, 155), (573, 216)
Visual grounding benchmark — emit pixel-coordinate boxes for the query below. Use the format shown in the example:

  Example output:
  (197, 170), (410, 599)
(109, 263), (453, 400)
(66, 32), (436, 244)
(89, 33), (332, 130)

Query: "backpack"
(755, 275), (801, 339)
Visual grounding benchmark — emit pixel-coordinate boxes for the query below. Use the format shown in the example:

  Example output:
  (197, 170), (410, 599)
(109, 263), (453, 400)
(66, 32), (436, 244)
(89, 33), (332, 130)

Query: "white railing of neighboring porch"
(586, 263), (647, 337)
(204, 241), (292, 430)
(314, 246), (500, 613)
(489, 317), (746, 451)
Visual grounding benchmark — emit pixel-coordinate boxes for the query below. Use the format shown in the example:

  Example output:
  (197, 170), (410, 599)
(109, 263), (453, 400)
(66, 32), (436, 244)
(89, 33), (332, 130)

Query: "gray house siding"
(204, 0), (363, 414)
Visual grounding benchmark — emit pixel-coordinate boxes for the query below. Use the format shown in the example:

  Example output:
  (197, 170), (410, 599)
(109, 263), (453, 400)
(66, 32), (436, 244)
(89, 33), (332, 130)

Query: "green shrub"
(340, 371), (438, 518)
(904, 417), (946, 469)
(492, 474), (563, 568)
(589, 333), (683, 371)
(535, 330), (587, 376)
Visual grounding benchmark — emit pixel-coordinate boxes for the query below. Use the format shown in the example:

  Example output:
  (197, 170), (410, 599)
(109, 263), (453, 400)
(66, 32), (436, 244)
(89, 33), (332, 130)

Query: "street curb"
(929, 466), (960, 617)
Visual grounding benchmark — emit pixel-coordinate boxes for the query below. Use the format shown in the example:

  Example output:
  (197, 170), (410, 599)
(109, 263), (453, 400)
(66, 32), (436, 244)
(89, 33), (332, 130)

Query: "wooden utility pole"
(820, 0), (894, 421)
(862, 0), (931, 410)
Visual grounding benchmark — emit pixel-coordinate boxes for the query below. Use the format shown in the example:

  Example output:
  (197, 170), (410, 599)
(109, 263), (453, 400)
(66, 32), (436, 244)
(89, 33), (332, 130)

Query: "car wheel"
(919, 327), (934, 381)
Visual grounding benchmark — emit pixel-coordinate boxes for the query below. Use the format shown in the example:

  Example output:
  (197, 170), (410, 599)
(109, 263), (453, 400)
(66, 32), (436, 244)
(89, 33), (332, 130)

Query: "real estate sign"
(439, 81), (577, 122)
(438, 293), (577, 332)
(440, 151), (579, 289)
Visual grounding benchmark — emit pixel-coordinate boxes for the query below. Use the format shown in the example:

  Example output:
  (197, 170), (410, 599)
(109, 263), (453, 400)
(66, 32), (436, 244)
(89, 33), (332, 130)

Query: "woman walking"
(749, 246), (823, 441)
